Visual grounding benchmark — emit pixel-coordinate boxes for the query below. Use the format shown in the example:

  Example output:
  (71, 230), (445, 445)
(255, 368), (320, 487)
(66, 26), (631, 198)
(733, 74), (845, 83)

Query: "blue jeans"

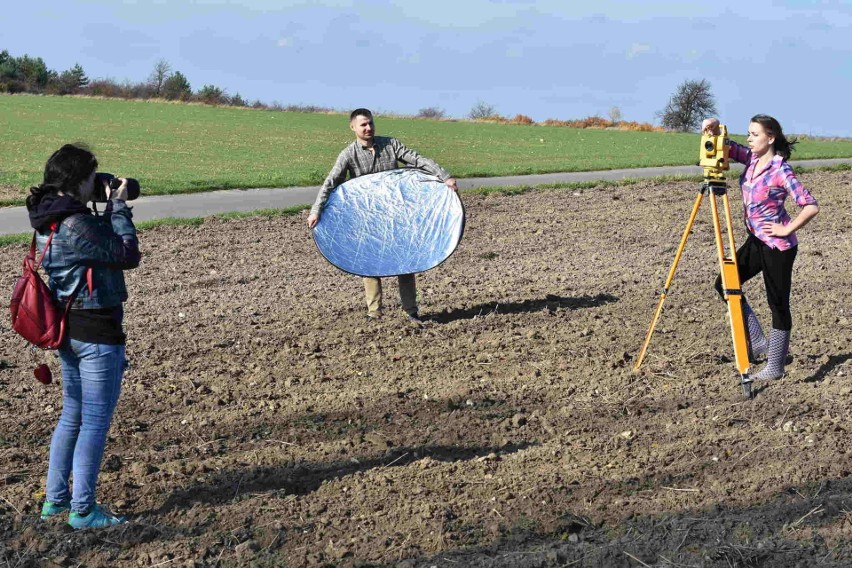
(46, 339), (125, 514)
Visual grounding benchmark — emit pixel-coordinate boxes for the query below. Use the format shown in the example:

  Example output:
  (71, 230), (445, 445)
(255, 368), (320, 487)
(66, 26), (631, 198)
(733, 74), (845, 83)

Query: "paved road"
(2, 158), (849, 236)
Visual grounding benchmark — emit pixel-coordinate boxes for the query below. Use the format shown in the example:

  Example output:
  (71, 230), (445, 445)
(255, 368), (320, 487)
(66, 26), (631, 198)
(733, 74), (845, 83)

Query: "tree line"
(0, 51), (277, 108)
(1, 49), (716, 131)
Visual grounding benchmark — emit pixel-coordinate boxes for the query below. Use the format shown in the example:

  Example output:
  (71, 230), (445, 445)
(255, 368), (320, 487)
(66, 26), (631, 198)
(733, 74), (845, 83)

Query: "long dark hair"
(29, 143), (98, 202)
(750, 114), (797, 161)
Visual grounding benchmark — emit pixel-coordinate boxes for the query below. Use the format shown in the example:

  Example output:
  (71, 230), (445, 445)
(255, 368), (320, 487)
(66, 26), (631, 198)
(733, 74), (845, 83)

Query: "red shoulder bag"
(9, 226), (70, 349)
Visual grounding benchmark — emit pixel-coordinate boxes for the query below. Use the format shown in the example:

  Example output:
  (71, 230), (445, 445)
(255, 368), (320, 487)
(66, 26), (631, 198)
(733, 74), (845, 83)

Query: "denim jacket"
(36, 200), (141, 309)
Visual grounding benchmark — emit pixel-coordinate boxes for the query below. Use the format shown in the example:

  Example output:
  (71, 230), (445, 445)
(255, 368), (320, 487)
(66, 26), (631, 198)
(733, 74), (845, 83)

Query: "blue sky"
(5, 0), (851, 136)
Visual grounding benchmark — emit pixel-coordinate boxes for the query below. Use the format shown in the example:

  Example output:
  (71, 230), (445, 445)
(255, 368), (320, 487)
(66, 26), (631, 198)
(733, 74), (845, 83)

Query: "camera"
(93, 172), (141, 202)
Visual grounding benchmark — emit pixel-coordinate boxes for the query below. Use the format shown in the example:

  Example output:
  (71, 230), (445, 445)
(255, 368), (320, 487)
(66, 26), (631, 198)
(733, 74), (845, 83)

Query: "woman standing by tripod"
(702, 115), (819, 381)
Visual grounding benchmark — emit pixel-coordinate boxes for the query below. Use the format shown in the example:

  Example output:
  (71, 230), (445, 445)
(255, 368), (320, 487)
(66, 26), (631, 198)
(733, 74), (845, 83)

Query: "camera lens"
(93, 172), (140, 201)
(704, 140), (715, 151)
(109, 177), (140, 200)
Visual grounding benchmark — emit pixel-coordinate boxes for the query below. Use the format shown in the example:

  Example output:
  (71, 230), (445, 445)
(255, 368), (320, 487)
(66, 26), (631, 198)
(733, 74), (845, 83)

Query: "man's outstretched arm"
(391, 139), (457, 191)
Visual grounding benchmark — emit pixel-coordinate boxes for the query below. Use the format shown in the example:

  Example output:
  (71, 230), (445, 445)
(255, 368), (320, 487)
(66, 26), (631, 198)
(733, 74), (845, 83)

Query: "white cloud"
(277, 36), (294, 47)
(626, 43), (651, 59)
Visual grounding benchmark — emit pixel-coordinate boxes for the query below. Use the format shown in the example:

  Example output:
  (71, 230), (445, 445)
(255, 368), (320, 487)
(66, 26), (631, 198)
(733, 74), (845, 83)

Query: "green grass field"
(3, 94), (852, 206)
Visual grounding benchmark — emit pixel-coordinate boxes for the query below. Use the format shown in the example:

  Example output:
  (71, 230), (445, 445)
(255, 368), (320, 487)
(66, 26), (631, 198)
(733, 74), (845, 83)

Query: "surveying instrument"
(634, 125), (754, 398)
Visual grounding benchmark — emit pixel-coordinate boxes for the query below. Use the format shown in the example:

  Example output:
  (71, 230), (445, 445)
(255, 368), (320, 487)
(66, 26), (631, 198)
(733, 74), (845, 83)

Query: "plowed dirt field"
(2, 170), (851, 567)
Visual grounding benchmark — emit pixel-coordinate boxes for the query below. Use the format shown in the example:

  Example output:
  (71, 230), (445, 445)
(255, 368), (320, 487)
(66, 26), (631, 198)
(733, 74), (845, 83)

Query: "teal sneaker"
(41, 500), (71, 519)
(68, 504), (127, 530)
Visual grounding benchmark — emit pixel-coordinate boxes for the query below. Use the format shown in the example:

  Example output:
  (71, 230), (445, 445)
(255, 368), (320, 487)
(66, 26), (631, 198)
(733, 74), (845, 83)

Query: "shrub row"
(470, 114), (663, 131)
(542, 117), (663, 131)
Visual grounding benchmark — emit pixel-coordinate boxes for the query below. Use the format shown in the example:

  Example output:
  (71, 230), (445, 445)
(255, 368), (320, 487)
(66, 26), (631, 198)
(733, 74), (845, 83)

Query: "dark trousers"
(714, 234), (798, 331)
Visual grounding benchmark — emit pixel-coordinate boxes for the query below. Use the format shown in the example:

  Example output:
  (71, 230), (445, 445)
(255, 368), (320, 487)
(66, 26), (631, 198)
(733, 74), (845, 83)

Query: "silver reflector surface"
(313, 168), (465, 277)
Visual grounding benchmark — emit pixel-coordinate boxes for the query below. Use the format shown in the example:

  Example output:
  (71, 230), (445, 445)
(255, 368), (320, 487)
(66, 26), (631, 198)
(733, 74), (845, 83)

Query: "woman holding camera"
(26, 143), (141, 529)
(701, 115), (819, 381)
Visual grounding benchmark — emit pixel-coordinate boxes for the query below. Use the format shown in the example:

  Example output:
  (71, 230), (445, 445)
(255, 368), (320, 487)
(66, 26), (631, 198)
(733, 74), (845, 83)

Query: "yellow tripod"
(634, 125), (754, 398)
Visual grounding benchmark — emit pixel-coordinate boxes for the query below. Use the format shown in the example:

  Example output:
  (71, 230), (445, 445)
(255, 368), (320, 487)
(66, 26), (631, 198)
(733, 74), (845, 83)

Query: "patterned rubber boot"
(752, 328), (790, 381)
(743, 301), (768, 362)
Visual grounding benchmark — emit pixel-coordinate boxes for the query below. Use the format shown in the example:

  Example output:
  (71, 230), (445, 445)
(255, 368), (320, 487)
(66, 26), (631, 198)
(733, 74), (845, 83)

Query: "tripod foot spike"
(740, 374), (754, 399)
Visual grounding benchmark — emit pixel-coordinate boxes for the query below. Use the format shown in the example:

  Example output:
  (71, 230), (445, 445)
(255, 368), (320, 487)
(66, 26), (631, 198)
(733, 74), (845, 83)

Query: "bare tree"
(657, 79), (717, 132)
(148, 59), (172, 96)
(608, 106), (622, 124)
(468, 100), (498, 120)
(416, 106), (446, 119)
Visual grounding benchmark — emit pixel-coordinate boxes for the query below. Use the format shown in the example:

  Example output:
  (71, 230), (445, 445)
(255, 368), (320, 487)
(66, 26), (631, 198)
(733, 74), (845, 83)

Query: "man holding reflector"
(308, 108), (461, 325)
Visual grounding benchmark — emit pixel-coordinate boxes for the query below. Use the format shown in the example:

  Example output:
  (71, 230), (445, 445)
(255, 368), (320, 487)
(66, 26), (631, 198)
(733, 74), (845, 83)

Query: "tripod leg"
(634, 191), (704, 371)
(709, 192), (753, 398)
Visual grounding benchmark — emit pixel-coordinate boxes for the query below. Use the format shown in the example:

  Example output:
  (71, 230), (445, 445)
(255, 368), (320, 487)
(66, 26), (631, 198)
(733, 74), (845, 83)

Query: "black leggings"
(714, 234), (798, 331)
